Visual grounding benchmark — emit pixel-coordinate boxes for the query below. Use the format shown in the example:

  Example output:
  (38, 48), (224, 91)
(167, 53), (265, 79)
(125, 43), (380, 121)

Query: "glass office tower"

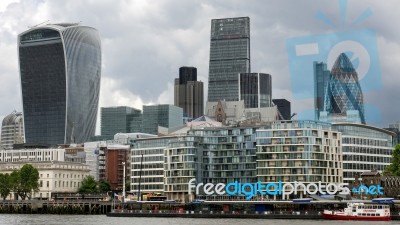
(208, 17), (250, 102)
(18, 23), (101, 145)
(239, 73), (272, 108)
(322, 53), (365, 124)
(313, 62), (331, 120)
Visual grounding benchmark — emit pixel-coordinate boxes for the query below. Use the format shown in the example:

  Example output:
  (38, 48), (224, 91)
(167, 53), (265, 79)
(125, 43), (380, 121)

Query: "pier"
(0, 200), (112, 214)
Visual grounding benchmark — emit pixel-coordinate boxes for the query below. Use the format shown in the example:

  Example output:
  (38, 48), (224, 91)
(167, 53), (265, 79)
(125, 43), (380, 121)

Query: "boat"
(322, 202), (391, 221)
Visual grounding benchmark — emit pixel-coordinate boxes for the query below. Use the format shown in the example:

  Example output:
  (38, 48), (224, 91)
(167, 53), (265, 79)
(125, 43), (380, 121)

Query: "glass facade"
(19, 24), (101, 145)
(239, 73), (271, 108)
(332, 123), (395, 182)
(313, 62), (331, 120)
(323, 53), (365, 124)
(208, 17), (250, 102)
(141, 105), (183, 135)
(188, 127), (257, 185)
(100, 106), (142, 139)
(256, 120), (343, 199)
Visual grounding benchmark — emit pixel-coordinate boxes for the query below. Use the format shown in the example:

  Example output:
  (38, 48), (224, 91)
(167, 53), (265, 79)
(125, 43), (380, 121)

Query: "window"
(46, 181), (49, 187)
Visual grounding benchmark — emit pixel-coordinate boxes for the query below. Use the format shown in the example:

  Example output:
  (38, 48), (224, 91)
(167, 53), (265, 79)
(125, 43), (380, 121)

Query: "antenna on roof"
(28, 20), (50, 29)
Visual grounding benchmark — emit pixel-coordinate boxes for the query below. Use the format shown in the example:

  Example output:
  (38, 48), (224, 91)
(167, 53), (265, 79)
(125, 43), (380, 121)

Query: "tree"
(19, 164), (39, 200)
(79, 176), (98, 193)
(98, 180), (111, 192)
(384, 144), (400, 176)
(9, 170), (22, 200)
(0, 174), (11, 200)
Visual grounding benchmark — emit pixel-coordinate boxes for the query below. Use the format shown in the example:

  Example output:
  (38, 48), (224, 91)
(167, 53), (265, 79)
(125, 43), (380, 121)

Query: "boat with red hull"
(322, 203), (391, 221)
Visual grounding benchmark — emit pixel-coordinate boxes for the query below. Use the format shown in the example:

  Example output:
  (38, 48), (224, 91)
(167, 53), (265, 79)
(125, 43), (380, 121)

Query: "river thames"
(0, 215), (397, 225)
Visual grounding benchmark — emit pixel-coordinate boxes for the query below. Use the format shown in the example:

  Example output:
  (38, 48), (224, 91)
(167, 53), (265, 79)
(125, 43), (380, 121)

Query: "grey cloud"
(0, 0), (399, 130)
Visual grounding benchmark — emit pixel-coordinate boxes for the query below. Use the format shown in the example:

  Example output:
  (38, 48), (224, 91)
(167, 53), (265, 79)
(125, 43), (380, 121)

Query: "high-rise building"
(313, 62), (331, 120)
(1, 111), (24, 150)
(18, 23), (101, 145)
(239, 73), (272, 108)
(101, 106), (142, 139)
(208, 17), (250, 102)
(141, 104), (183, 135)
(174, 67), (204, 119)
(321, 53), (365, 124)
(272, 99), (291, 120)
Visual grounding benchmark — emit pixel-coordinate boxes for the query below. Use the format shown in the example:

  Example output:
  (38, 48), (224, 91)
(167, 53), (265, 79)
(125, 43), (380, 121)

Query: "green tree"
(98, 180), (111, 192)
(9, 170), (22, 200)
(384, 144), (400, 176)
(79, 176), (98, 193)
(0, 174), (11, 200)
(19, 164), (39, 200)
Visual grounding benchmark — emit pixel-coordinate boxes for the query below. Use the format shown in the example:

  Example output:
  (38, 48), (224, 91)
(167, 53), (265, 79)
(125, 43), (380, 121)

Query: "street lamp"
(122, 162), (126, 203)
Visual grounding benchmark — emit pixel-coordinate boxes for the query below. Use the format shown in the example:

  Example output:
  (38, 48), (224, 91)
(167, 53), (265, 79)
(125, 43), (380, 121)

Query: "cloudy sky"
(0, 0), (399, 134)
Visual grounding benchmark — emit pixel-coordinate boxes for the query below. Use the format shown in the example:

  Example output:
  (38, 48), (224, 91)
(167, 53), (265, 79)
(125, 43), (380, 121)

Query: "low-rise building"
(332, 123), (395, 183)
(256, 120), (343, 199)
(0, 148), (65, 163)
(0, 161), (90, 200)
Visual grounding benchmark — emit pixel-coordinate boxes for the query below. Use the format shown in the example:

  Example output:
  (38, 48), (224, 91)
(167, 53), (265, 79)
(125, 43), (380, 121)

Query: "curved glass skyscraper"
(18, 23), (101, 145)
(322, 53), (365, 124)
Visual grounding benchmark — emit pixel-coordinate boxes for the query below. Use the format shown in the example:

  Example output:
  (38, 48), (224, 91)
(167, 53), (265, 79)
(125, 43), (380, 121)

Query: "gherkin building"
(323, 53), (365, 124)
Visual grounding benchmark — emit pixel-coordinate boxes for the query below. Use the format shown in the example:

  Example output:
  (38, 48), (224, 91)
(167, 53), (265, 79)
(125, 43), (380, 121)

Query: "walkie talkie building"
(18, 23), (101, 145)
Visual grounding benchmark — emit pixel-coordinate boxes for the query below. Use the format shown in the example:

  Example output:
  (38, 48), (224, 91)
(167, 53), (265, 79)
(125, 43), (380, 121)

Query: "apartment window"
(55, 181), (57, 188)
(46, 181), (49, 188)
(47, 174), (49, 178)
(40, 180), (43, 187)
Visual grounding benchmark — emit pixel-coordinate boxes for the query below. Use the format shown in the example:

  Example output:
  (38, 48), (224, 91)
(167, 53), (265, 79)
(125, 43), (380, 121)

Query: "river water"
(0, 215), (398, 225)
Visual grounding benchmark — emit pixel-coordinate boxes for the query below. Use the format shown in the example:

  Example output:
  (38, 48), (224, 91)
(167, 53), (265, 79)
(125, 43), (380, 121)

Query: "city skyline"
(0, 0), (399, 135)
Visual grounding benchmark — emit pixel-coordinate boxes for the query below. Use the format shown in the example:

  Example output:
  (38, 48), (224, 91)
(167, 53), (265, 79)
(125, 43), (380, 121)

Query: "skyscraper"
(1, 111), (24, 150)
(208, 17), (250, 102)
(18, 23), (101, 145)
(174, 67), (204, 119)
(239, 73), (272, 108)
(313, 62), (331, 120)
(101, 106), (142, 139)
(322, 53), (365, 124)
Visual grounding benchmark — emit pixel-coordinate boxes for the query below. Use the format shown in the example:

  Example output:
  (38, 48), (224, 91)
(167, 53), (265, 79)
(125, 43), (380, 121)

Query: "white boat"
(322, 202), (391, 221)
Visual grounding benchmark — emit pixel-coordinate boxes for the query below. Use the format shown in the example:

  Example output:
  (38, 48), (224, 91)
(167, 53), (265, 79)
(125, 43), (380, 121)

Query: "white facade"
(205, 100), (278, 125)
(83, 141), (106, 181)
(0, 161), (90, 200)
(0, 148), (65, 163)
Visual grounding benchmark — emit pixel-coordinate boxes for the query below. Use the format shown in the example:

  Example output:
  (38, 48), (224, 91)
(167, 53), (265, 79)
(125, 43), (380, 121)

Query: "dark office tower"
(101, 106), (142, 139)
(323, 53), (365, 124)
(314, 62), (331, 120)
(174, 67), (204, 119)
(179, 67), (197, 85)
(18, 23), (101, 145)
(239, 73), (272, 108)
(208, 17), (250, 102)
(272, 99), (291, 120)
